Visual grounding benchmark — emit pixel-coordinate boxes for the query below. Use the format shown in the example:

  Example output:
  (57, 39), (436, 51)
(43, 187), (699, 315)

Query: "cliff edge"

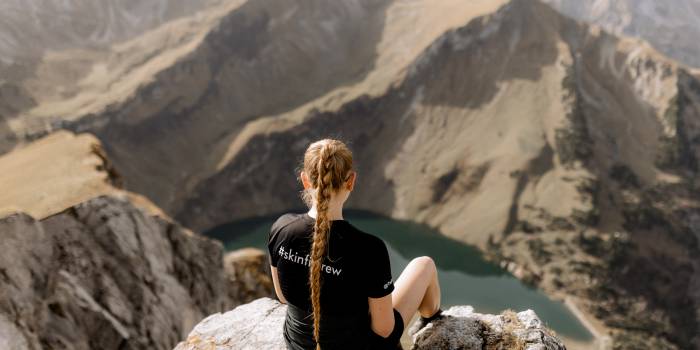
(174, 297), (567, 350)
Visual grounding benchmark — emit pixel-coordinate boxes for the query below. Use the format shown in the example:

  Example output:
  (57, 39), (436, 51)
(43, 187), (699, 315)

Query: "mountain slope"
(0, 130), (163, 220)
(543, 0), (700, 68)
(0, 0), (220, 65)
(20, 0), (507, 216)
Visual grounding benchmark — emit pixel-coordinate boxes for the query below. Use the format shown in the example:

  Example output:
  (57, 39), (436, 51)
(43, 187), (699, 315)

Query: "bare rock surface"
(174, 298), (287, 350)
(0, 195), (229, 350)
(409, 306), (566, 350)
(174, 297), (567, 350)
(224, 248), (275, 308)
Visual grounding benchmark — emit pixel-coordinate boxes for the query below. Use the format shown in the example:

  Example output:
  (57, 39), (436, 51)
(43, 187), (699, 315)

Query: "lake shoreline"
(562, 296), (611, 350)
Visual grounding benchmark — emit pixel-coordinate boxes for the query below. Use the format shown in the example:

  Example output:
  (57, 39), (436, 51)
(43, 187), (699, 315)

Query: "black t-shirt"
(267, 212), (395, 348)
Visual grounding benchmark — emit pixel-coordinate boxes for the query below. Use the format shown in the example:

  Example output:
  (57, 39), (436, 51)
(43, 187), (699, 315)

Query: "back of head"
(301, 138), (353, 349)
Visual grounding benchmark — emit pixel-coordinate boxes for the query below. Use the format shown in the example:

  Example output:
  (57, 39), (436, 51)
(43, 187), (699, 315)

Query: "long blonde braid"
(302, 139), (353, 349)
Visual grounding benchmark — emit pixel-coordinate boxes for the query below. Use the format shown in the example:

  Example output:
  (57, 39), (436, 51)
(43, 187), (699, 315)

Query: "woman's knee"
(409, 256), (436, 275)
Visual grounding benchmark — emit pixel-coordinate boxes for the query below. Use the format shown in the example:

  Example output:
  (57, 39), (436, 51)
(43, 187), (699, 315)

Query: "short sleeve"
(267, 218), (282, 267)
(365, 239), (394, 298)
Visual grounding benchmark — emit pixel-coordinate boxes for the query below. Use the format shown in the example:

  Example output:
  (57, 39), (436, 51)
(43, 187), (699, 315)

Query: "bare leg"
(392, 256), (441, 329)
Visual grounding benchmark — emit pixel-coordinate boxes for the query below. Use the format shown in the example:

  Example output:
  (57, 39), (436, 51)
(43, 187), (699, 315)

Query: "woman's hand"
(368, 294), (395, 338)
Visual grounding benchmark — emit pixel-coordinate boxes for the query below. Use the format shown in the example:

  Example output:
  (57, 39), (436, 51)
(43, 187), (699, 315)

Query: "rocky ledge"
(0, 194), (273, 350)
(174, 297), (566, 350)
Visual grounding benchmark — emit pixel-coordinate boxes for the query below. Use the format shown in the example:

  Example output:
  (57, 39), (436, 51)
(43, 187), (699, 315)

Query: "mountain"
(0, 0), (219, 65)
(1, 0), (699, 348)
(0, 0), (247, 154)
(543, 0), (700, 68)
(3, 0), (510, 215)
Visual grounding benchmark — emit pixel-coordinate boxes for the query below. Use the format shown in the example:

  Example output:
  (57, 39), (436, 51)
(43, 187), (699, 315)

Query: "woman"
(267, 138), (443, 350)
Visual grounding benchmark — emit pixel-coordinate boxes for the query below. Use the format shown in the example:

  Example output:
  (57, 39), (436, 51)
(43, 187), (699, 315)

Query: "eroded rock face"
(174, 297), (566, 350)
(0, 195), (230, 350)
(224, 248), (275, 308)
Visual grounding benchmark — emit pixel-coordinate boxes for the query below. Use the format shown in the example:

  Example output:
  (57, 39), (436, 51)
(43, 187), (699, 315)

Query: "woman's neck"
(307, 204), (344, 220)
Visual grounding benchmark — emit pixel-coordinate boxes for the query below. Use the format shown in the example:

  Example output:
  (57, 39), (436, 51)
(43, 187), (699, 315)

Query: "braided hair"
(300, 139), (353, 349)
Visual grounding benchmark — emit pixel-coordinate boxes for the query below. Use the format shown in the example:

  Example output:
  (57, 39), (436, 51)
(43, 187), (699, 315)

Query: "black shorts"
(367, 308), (404, 349)
(284, 304), (404, 350)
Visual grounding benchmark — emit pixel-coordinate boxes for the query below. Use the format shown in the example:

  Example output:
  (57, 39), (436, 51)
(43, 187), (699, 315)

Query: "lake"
(206, 209), (593, 342)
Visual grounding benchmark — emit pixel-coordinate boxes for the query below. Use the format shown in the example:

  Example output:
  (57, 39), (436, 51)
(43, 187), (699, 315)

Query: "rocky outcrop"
(174, 298), (286, 350)
(174, 297), (566, 350)
(224, 248), (275, 308)
(0, 195), (271, 350)
(410, 306), (566, 350)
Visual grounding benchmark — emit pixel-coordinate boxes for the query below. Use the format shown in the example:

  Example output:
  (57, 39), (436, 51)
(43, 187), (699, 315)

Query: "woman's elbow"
(274, 291), (288, 304)
(371, 319), (394, 338)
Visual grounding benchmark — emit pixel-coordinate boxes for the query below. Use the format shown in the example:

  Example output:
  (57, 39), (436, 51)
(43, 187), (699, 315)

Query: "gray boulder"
(174, 298), (567, 350)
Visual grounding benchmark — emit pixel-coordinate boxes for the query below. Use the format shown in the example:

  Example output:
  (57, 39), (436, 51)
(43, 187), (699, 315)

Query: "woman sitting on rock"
(267, 138), (443, 350)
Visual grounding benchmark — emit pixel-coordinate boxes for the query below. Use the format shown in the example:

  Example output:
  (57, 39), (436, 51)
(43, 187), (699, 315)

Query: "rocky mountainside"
(174, 297), (567, 350)
(0, 0), (247, 154)
(0, 0), (219, 66)
(0, 132), (274, 350)
(543, 0), (700, 68)
(0, 195), (228, 350)
(1, 0), (699, 348)
(0, 195), (273, 350)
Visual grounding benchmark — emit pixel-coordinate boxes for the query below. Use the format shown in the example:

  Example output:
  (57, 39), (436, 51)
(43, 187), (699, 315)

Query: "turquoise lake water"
(206, 209), (593, 342)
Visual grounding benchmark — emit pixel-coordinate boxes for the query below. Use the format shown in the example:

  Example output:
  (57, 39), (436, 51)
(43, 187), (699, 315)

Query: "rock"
(174, 298), (287, 350)
(409, 306), (567, 350)
(0, 195), (232, 350)
(224, 248), (275, 308)
(174, 298), (567, 350)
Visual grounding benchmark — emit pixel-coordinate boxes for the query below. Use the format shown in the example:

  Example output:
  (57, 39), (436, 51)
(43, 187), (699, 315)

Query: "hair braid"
(301, 139), (353, 350)
(310, 144), (333, 350)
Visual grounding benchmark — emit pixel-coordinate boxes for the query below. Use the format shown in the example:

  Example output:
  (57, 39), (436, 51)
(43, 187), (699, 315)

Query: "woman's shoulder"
(271, 212), (298, 228)
(343, 222), (386, 248)
(270, 212), (309, 233)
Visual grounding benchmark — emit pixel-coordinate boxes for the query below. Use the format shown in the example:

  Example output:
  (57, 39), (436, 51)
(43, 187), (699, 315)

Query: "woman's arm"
(270, 266), (288, 304)
(368, 294), (395, 338)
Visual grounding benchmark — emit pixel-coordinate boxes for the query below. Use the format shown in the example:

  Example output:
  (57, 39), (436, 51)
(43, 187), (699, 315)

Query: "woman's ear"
(346, 171), (357, 191)
(300, 171), (312, 189)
